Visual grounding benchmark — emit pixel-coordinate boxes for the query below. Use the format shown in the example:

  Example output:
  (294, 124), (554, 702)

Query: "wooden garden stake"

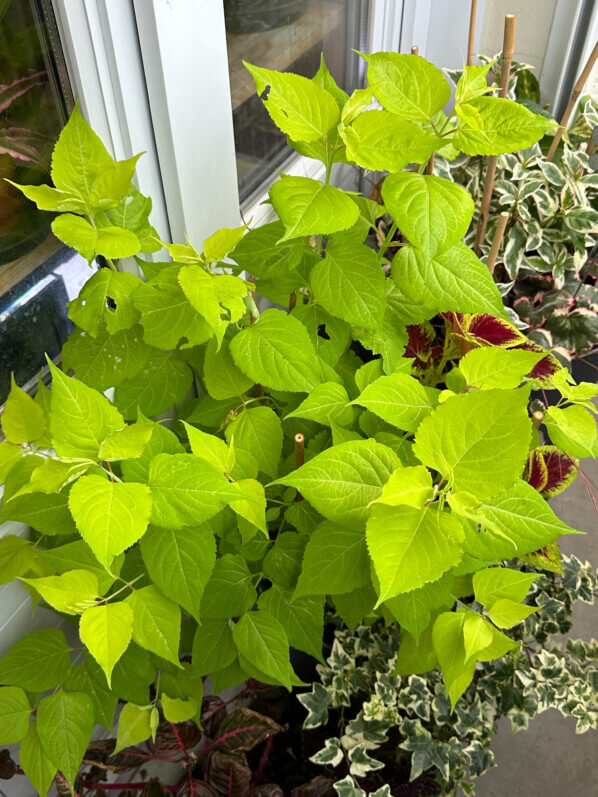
(547, 40), (598, 161)
(474, 14), (516, 256)
(294, 433), (305, 468)
(425, 154), (435, 174)
(467, 0), (478, 66)
(486, 212), (509, 275)
(411, 45), (419, 55)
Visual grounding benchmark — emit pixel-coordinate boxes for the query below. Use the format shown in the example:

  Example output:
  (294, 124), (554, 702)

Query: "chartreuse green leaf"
(269, 175), (359, 241)
(230, 309), (322, 393)
(386, 575), (455, 642)
(140, 525), (216, 619)
(178, 265), (248, 347)
(245, 62), (340, 141)
(0, 490), (77, 536)
(184, 422), (231, 472)
(192, 618), (237, 676)
(460, 347), (545, 390)
(200, 554), (257, 619)
(79, 602), (134, 686)
(1, 375), (47, 443)
(114, 702), (153, 754)
(148, 453), (239, 529)
(544, 405), (598, 458)
(114, 350), (193, 420)
(230, 478), (267, 535)
(355, 373), (440, 433)
(454, 96), (552, 155)
(20, 723), (57, 796)
(225, 406), (283, 478)
(37, 690), (94, 788)
(263, 532), (307, 588)
(259, 584), (324, 663)
(381, 173), (474, 259)
(14, 456), (96, 496)
(371, 465), (434, 509)
(0, 686), (31, 743)
(6, 181), (85, 213)
(310, 237), (385, 329)
(286, 382), (353, 427)
(69, 269), (141, 337)
(367, 505), (464, 603)
(99, 422), (154, 461)
(294, 522), (370, 598)
(275, 440), (400, 528)
(232, 610), (293, 690)
(487, 599), (537, 629)
(0, 440), (23, 482)
(472, 567), (537, 608)
(161, 693), (198, 723)
(204, 335), (254, 399)
(454, 63), (495, 104)
(125, 585), (181, 666)
(0, 629), (71, 691)
(203, 223), (247, 262)
(39, 540), (122, 595)
(462, 612), (494, 662)
(314, 53), (349, 108)
(69, 475), (152, 570)
(52, 213), (140, 262)
(392, 243), (506, 319)
(0, 535), (39, 584)
(413, 389), (531, 499)
(394, 626), (438, 676)
(341, 110), (438, 172)
(49, 361), (125, 458)
(20, 569), (99, 615)
(132, 267), (213, 349)
(432, 611), (475, 707)
(362, 52), (450, 122)
(450, 479), (581, 559)
(64, 657), (118, 729)
(333, 585), (377, 632)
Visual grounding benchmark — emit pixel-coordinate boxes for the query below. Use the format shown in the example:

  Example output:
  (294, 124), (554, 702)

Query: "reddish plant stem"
(83, 782), (179, 793)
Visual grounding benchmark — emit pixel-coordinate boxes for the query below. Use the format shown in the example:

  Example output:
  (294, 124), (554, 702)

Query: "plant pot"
(224, 0), (309, 34)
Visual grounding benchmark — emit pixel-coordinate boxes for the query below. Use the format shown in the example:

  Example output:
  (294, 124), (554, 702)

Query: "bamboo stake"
(547, 40), (598, 161)
(288, 290), (297, 312)
(467, 0), (478, 66)
(294, 433), (305, 469)
(425, 154), (435, 175)
(486, 212), (509, 275)
(474, 14), (516, 256)
(411, 45), (419, 55)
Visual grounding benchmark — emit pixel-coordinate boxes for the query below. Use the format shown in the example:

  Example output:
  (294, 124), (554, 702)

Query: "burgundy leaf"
(207, 751), (252, 796)
(289, 776), (336, 796)
(201, 696), (227, 739)
(0, 72), (45, 114)
(146, 720), (201, 758)
(247, 786), (284, 796)
(177, 783), (219, 797)
(523, 449), (548, 493)
(0, 749), (16, 779)
(541, 446), (578, 498)
(140, 779), (174, 797)
(212, 708), (283, 753)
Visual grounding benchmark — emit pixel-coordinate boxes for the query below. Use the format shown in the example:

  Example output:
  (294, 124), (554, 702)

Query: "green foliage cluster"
(440, 61), (598, 360)
(300, 554), (598, 796)
(0, 51), (596, 794)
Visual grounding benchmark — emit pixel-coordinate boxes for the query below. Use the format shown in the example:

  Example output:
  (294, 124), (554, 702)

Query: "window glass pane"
(225, 0), (365, 202)
(0, 0), (94, 403)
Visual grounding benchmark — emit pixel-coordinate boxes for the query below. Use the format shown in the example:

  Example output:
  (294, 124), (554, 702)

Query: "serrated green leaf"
(367, 505), (464, 602)
(1, 375), (47, 443)
(245, 62), (340, 141)
(52, 213), (139, 262)
(204, 223), (247, 262)
(40, 540), (122, 595)
(472, 567), (537, 608)
(232, 610), (293, 690)
(269, 175), (359, 241)
(0, 686), (31, 744)
(69, 475), (152, 569)
(371, 465), (434, 509)
(21, 569), (99, 615)
(0, 629), (71, 691)
(99, 422), (154, 461)
(125, 585), (181, 665)
(274, 439), (400, 528)
(413, 389), (531, 498)
(192, 617), (237, 676)
(363, 52), (450, 122)
(294, 521), (370, 598)
(392, 243), (506, 319)
(394, 626), (438, 676)
(114, 702), (153, 753)
(7, 181), (85, 212)
(114, 350), (193, 420)
(432, 611), (475, 708)
(460, 347), (545, 390)
(341, 110), (439, 172)
(0, 491), (77, 535)
(258, 584), (324, 662)
(286, 382), (353, 427)
(64, 657), (118, 729)
(37, 690), (94, 788)
(140, 524), (216, 619)
(79, 602), (134, 685)
(49, 361), (125, 458)
(148, 453), (240, 529)
(462, 612), (494, 662)
(333, 585), (377, 632)
(69, 269), (142, 337)
(381, 172), (474, 259)
(200, 553), (257, 619)
(454, 63), (495, 104)
(544, 405), (598, 458)
(230, 308), (322, 393)
(0, 440), (23, 482)
(310, 237), (385, 329)
(454, 97), (552, 155)
(204, 335), (254, 399)
(355, 373), (440, 433)
(121, 416), (184, 483)
(225, 405), (283, 478)
(0, 535), (38, 584)
(178, 266), (248, 347)
(230, 478), (267, 535)
(184, 422), (230, 472)
(19, 723), (57, 796)
(487, 598), (537, 628)
(386, 575), (455, 642)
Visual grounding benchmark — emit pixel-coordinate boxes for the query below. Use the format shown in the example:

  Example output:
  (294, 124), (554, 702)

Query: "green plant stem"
(377, 222), (398, 263)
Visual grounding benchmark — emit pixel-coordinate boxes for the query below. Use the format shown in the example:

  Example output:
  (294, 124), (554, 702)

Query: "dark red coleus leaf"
(447, 312), (525, 355)
(211, 708), (283, 753)
(177, 781), (219, 797)
(524, 449), (548, 493)
(405, 322), (436, 363)
(521, 541), (564, 574)
(140, 779), (173, 797)
(523, 445), (578, 498)
(207, 750), (252, 796)
(247, 786), (285, 796)
(146, 720), (201, 758)
(289, 776), (336, 796)
(201, 696), (227, 739)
